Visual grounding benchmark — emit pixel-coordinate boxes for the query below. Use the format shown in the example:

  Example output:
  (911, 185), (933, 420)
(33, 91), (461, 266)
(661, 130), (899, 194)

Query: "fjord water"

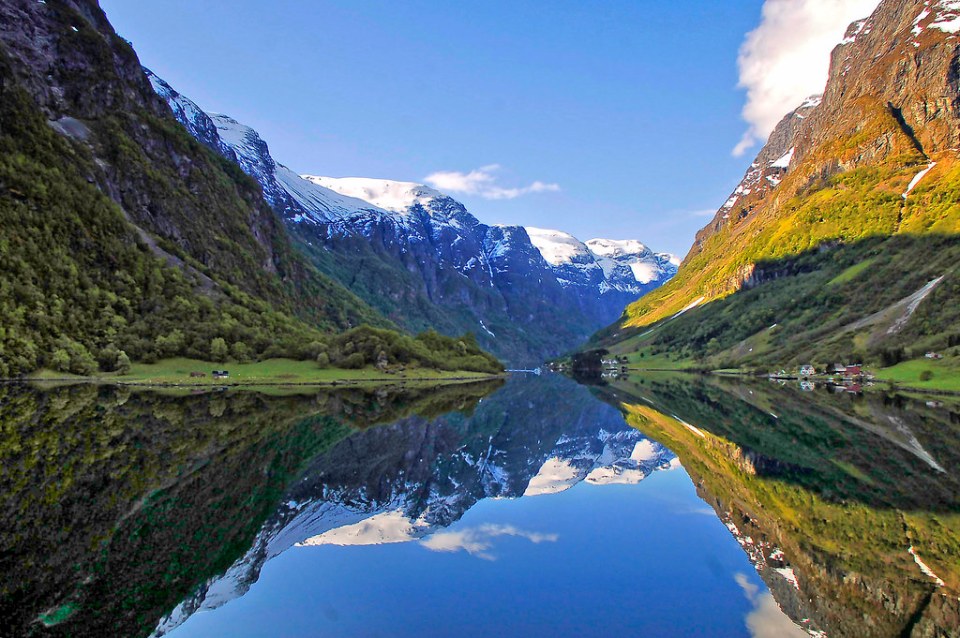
(2, 376), (957, 637)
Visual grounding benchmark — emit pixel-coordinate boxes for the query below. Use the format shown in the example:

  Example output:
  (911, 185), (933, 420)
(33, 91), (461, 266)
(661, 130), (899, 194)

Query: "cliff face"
(0, 0), (283, 279)
(600, 0), (960, 368)
(690, 97), (821, 258)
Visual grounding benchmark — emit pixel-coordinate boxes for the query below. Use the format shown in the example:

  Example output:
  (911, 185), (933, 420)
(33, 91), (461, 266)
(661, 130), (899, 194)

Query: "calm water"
(2, 374), (958, 637)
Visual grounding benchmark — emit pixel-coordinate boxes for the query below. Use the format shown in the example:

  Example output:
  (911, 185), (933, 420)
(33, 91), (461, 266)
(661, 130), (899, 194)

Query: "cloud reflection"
(735, 573), (807, 638)
(420, 524), (558, 560)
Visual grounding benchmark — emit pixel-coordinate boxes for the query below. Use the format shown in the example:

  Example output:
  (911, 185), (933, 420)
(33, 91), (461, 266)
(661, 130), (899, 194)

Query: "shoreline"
(618, 367), (960, 398)
(6, 373), (508, 390)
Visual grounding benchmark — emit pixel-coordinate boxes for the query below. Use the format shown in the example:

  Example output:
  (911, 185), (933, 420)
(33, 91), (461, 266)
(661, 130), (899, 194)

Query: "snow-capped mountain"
(527, 227), (678, 300)
(148, 70), (676, 364)
(152, 376), (675, 636)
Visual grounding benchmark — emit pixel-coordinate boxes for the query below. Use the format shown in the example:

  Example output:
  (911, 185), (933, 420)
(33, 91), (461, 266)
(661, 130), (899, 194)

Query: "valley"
(2, 0), (960, 637)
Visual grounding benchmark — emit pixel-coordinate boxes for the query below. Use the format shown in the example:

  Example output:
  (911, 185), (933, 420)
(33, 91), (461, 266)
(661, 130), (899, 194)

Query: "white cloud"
(424, 164), (560, 200)
(734, 0), (880, 156)
(735, 573), (808, 638)
(419, 524), (558, 560)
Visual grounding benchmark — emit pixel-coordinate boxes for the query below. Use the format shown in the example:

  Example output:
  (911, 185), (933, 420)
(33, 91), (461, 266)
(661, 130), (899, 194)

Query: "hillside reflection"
(592, 373), (960, 637)
(0, 380), (501, 638)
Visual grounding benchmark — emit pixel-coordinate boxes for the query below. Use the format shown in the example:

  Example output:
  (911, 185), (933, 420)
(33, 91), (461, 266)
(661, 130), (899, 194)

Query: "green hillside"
(593, 3), (960, 372)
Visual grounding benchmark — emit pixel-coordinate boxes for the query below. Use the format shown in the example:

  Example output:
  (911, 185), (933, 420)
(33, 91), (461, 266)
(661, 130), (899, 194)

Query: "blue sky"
(100, 0), (867, 256)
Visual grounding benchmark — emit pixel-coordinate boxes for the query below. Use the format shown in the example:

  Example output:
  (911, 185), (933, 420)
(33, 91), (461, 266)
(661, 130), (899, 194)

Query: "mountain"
(595, 0), (960, 371)
(146, 72), (676, 365)
(0, 0), (503, 377)
(526, 228), (679, 323)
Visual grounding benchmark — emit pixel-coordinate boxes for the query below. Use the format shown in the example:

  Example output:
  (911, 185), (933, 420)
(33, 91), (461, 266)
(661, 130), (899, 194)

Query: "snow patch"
(302, 176), (442, 213)
(841, 20), (868, 44)
(525, 227), (592, 266)
(523, 457), (581, 496)
(672, 296), (705, 319)
(902, 162), (937, 199)
(774, 566), (800, 590)
(932, 1), (960, 33)
(478, 319), (496, 338)
(585, 238), (648, 257)
(299, 509), (426, 547)
(630, 440), (661, 462)
(909, 546), (946, 586)
(770, 147), (795, 169)
(674, 415), (706, 438)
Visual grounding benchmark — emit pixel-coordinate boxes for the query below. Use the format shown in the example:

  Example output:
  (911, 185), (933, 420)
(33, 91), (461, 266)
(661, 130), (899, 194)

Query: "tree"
(51, 349), (70, 373)
(156, 329), (185, 358)
(210, 337), (229, 363)
(98, 343), (121, 372)
(231, 341), (250, 363)
(316, 352), (330, 369)
(116, 350), (131, 375)
(68, 346), (97, 375)
(341, 352), (365, 369)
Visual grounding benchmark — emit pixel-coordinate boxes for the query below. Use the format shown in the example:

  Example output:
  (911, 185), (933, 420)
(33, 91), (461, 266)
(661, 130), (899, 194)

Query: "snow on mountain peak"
(525, 227), (592, 266)
(302, 176), (443, 213)
(585, 238), (649, 258)
(208, 114), (276, 168)
(527, 228), (677, 289)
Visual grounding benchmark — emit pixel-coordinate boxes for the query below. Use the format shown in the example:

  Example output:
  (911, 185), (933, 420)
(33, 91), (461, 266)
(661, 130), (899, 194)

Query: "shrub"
(116, 351), (131, 374)
(341, 352), (365, 369)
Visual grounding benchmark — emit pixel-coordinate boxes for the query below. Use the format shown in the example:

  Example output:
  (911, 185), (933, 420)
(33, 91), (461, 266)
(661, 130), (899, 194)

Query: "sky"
(100, 0), (879, 257)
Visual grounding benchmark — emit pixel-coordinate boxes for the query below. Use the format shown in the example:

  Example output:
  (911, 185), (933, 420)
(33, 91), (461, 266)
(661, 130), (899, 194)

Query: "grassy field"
(622, 347), (698, 370)
(28, 358), (499, 387)
(875, 357), (960, 392)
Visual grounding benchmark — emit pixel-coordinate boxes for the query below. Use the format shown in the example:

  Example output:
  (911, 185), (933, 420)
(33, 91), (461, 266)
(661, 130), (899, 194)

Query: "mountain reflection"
(0, 375), (676, 638)
(154, 374), (674, 635)
(592, 373), (960, 638)
(9, 372), (951, 638)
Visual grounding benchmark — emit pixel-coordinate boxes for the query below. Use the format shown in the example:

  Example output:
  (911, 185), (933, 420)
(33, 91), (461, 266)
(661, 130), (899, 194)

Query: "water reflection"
(591, 374), (960, 637)
(155, 374), (677, 635)
(0, 380), (500, 637)
(5, 372), (956, 637)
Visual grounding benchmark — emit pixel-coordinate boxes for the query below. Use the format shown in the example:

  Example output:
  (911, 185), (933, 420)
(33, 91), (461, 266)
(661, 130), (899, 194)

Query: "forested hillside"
(0, 0), (500, 376)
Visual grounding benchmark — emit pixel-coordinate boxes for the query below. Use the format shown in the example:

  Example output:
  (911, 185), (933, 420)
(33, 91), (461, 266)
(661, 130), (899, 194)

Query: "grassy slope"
(597, 157), (960, 371)
(875, 357), (960, 392)
(0, 6), (505, 378)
